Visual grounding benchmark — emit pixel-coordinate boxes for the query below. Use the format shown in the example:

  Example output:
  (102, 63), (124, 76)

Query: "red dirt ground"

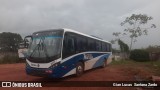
(0, 63), (141, 90)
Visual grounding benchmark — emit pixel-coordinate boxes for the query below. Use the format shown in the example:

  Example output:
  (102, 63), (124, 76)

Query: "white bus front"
(26, 29), (64, 77)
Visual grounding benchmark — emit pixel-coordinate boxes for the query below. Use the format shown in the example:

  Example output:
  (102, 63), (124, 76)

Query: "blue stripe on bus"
(92, 54), (110, 68)
(26, 52), (111, 78)
(51, 53), (109, 78)
(52, 54), (84, 77)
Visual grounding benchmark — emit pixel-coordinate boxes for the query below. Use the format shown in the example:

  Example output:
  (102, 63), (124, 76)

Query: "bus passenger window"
(68, 38), (75, 52)
(96, 41), (101, 51)
(88, 38), (96, 51)
(76, 35), (87, 52)
(102, 42), (109, 52)
(62, 33), (76, 59)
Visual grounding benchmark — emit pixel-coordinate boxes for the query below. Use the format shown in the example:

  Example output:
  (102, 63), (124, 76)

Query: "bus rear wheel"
(76, 62), (84, 76)
(102, 60), (107, 68)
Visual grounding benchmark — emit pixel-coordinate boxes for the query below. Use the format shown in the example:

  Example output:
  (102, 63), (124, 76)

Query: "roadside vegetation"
(0, 32), (24, 64)
(111, 59), (160, 80)
(0, 53), (24, 64)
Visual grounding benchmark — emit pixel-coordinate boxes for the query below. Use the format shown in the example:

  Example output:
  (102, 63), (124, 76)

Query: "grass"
(0, 54), (25, 64)
(111, 59), (160, 67)
(111, 59), (134, 65)
(111, 59), (160, 78)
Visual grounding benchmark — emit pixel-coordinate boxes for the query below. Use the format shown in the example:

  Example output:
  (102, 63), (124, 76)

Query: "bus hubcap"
(78, 66), (82, 72)
(103, 62), (106, 67)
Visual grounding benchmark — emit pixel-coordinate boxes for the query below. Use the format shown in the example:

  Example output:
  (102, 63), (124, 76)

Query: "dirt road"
(0, 63), (134, 81)
(0, 63), (137, 90)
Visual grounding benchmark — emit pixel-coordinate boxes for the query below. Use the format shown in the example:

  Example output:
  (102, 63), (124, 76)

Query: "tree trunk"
(129, 37), (133, 52)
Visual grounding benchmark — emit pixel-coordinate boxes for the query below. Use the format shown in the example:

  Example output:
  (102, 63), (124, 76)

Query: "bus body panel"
(26, 52), (111, 78)
(25, 28), (112, 78)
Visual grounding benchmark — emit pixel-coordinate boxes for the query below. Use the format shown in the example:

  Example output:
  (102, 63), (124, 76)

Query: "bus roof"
(63, 28), (111, 44)
(32, 28), (111, 44)
(33, 29), (64, 34)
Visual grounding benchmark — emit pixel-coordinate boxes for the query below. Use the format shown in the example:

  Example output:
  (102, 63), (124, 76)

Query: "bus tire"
(76, 62), (84, 76)
(102, 60), (107, 68)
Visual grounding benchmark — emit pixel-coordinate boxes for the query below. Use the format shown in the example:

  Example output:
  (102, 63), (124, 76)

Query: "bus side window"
(62, 33), (76, 59)
(88, 38), (96, 51)
(106, 43), (109, 52)
(102, 42), (107, 52)
(96, 41), (101, 51)
(107, 44), (110, 52)
(76, 35), (87, 53)
(108, 44), (111, 52)
(106, 43), (111, 52)
(67, 38), (75, 52)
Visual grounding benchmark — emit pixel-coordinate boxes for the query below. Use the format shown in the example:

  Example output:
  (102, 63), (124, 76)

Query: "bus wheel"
(76, 62), (84, 76)
(102, 60), (107, 68)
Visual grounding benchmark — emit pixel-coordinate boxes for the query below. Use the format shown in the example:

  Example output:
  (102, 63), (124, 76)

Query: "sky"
(0, 0), (159, 49)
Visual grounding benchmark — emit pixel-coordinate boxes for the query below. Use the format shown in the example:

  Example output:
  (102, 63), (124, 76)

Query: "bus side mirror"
(24, 35), (32, 48)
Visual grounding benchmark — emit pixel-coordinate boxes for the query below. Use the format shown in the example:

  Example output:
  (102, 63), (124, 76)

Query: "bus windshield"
(27, 30), (63, 63)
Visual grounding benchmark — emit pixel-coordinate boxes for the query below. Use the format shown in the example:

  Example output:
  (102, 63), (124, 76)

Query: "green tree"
(118, 39), (129, 53)
(111, 32), (121, 44)
(130, 49), (149, 62)
(114, 14), (156, 51)
(0, 32), (23, 52)
(121, 14), (156, 51)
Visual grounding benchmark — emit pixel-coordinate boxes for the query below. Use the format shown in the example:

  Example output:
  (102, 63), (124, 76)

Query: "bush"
(0, 54), (25, 64)
(130, 49), (149, 62)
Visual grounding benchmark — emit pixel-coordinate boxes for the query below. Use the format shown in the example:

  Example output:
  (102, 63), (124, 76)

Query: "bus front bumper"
(26, 66), (60, 78)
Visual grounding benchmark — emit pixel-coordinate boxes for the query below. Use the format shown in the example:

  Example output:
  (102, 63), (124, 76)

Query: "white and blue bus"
(26, 28), (112, 78)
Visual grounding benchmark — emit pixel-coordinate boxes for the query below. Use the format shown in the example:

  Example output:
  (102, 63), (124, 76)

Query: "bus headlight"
(26, 62), (30, 67)
(45, 69), (53, 74)
(50, 62), (60, 68)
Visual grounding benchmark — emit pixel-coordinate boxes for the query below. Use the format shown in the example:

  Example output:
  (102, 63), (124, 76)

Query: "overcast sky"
(0, 0), (159, 49)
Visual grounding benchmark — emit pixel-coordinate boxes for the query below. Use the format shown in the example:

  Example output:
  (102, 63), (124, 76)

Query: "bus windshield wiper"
(29, 38), (42, 58)
(29, 37), (50, 60)
(41, 38), (50, 59)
